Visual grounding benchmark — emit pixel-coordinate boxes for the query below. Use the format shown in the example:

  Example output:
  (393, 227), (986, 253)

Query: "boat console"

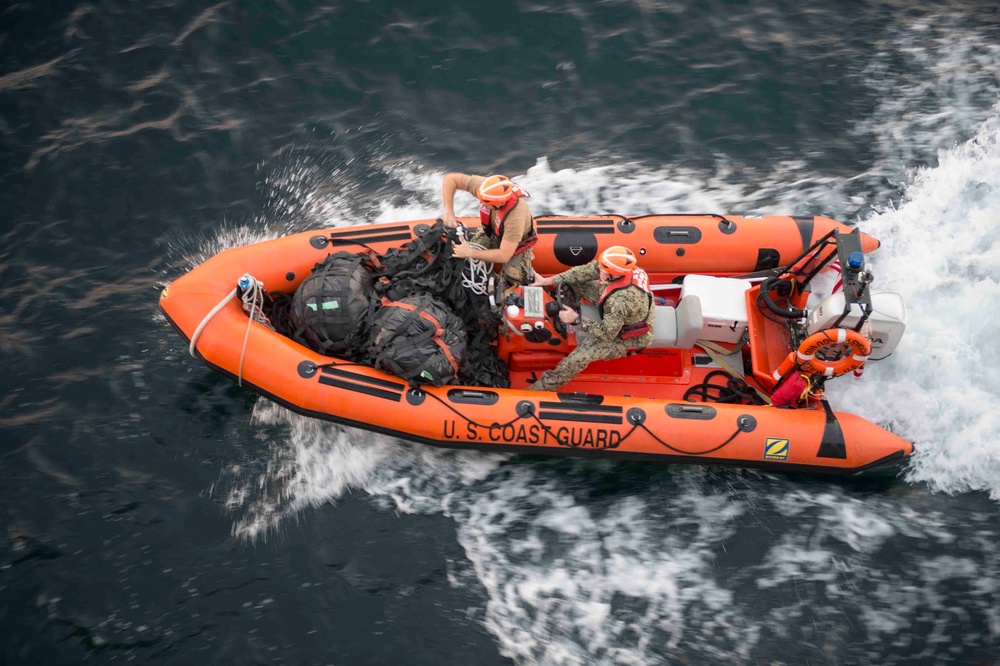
(496, 281), (722, 394)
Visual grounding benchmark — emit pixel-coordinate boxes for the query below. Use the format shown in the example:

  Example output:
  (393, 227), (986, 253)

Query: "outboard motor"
(804, 247), (906, 360)
(806, 289), (906, 360)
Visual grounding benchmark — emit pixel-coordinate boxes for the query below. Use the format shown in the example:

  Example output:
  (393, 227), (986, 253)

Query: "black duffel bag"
(290, 251), (374, 356)
(368, 294), (467, 386)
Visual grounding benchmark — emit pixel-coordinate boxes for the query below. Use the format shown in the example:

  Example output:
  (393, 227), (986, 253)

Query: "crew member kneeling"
(529, 246), (655, 392)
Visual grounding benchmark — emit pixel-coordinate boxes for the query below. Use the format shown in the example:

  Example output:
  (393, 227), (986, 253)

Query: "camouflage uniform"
(528, 261), (655, 392)
(464, 176), (535, 286)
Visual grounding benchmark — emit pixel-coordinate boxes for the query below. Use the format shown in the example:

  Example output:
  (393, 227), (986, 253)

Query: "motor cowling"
(806, 289), (906, 360)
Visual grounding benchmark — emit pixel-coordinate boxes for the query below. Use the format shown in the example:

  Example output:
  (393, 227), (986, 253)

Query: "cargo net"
(265, 220), (509, 388)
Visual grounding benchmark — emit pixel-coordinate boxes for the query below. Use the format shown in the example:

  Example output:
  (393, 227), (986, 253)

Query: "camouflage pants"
(528, 335), (633, 392)
(468, 228), (534, 286)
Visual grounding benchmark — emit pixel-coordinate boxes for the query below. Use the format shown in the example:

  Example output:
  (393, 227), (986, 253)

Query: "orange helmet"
(477, 175), (516, 207)
(599, 246), (638, 275)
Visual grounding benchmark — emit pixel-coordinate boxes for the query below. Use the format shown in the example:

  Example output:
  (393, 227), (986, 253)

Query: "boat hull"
(159, 215), (911, 474)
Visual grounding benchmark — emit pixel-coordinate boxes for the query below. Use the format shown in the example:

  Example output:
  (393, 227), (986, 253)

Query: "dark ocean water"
(3, 1), (1000, 664)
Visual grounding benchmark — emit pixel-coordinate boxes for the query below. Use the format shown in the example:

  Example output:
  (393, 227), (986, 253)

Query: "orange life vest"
(479, 186), (537, 255)
(598, 268), (653, 340)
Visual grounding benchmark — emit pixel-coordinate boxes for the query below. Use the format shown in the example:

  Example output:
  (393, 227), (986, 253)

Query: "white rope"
(189, 287), (238, 359)
(239, 276), (273, 329)
(461, 242), (491, 295)
(189, 274), (272, 387)
(236, 275), (272, 385)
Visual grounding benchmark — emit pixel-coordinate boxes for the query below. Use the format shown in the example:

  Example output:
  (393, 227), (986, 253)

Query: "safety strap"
(696, 339), (771, 405)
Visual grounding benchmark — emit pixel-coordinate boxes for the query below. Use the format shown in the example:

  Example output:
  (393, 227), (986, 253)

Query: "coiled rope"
(460, 242), (492, 295)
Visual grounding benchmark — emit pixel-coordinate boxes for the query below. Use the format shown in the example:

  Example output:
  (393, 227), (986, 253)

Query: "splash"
(226, 400), (507, 540)
(833, 105), (1000, 499)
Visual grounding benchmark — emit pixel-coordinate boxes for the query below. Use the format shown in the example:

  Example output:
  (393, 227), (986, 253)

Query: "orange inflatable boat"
(159, 214), (912, 474)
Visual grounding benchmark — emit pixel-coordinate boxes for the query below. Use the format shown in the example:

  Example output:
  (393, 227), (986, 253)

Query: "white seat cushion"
(576, 296), (703, 349)
(650, 295), (702, 349)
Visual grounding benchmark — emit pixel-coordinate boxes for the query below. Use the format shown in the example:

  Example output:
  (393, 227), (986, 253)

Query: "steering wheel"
(549, 282), (581, 338)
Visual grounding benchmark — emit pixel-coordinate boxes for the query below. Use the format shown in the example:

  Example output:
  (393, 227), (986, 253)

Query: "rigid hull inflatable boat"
(159, 214), (912, 474)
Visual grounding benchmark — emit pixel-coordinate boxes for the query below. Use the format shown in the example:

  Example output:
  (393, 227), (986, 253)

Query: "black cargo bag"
(290, 251), (374, 356)
(368, 294), (467, 386)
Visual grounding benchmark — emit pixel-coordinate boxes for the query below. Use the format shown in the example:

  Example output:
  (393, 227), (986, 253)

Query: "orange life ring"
(795, 328), (870, 378)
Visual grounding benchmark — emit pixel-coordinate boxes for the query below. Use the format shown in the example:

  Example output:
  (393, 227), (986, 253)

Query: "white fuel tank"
(806, 290), (906, 360)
